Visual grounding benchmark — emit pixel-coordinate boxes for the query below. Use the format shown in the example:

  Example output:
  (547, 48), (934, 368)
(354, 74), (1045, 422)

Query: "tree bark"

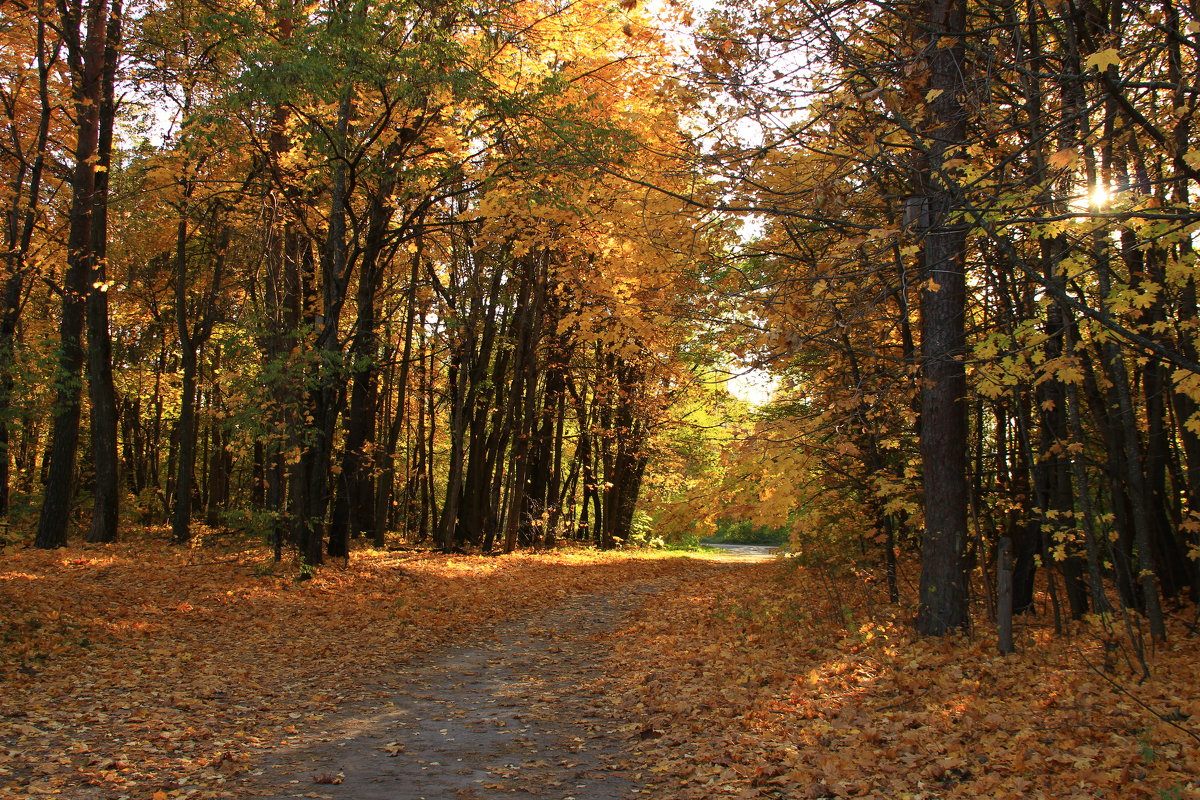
(36, 0), (111, 548)
(85, 0), (122, 543)
(997, 537), (1015, 654)
(502, 254), (546, 553)
(914, 0), (971, 635)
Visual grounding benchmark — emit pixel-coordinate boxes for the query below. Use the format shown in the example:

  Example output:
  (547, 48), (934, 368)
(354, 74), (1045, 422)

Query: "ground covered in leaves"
(0, 537), (714, 799)
(608, 560), (1200, 799)
(2, 538), (1198, 800)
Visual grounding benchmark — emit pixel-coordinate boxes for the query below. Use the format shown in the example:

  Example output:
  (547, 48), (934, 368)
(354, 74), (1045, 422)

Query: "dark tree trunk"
(258, 206), (303, 559)
(296, 94), (355, 565)
(327, 266), (380, 557)
(568, 372), (600, 544)
(422, 325), (437, 542)
(459, 294), (507, 548)
(502, 255), (546, 553)
(36, 0), (111, 548)
(375, 254), (421, 546)
(205, 345), (231, 526)
(85, 0), (121, 543)
(523, 308), (566, 546)
(544, 378), (568, 547)
(437, 343), (469, 552)
(328, 170), (407, 554)
(172, 326), (198, 544)
(600, 358), (647, 548)
(171, 213), (228, 543)
(120, 397), (141, 496)
(1162, 0), (1200, 601)
(914, 0), (971, 635)
(1006, 395), (1040, 615)
(1130, 241), (1191, 599)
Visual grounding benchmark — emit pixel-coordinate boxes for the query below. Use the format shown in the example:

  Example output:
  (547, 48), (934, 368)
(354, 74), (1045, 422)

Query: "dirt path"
(701, 544), (778, 562)
(244, 577), (682, 800)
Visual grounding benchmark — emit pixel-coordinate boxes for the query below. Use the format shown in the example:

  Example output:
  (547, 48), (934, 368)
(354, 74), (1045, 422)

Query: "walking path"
(701, 543), (778, 561)
(244, 550), (781, 799)
(247, 579), (674, 799)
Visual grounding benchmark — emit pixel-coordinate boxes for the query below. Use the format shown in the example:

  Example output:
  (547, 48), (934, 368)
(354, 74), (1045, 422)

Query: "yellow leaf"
(1085, 48), (1121, 71)
(1188, 413), (1200, 436)
(925, 89), (943, 102)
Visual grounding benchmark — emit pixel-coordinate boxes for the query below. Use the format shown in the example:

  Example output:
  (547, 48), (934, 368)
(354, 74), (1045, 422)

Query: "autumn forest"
(2, 0), (1200, 796)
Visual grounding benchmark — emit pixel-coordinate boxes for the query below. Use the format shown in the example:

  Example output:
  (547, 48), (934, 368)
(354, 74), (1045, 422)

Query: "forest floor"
(1, 536), (1199, 800)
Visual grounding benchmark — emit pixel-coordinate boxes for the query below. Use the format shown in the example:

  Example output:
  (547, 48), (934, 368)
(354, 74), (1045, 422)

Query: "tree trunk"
(502, 255), (547, 553)
(84, 0), (121, 544)
(374, 253), (421, 546)
(914, 0), (971, 635)
(36, 0), (111, 548)
(205, 344), (231, 526)
(997, 537), (1015, 654)
(328, 168), (407, 554)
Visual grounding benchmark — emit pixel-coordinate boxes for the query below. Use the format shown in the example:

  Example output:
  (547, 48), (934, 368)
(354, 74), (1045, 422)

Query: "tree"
(912, 0), (971, 636)
(0, 4), (63, 518)
(36, 0), (120, 548)
(673, 0), (1200, 640)
(83, 0), (121, 543)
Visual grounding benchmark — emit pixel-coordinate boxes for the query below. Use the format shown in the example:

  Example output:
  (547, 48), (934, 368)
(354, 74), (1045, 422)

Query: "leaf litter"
(604, 559), (1200, 800)
(0, 542), (714, 799)
(3, 542), (1198, 800)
